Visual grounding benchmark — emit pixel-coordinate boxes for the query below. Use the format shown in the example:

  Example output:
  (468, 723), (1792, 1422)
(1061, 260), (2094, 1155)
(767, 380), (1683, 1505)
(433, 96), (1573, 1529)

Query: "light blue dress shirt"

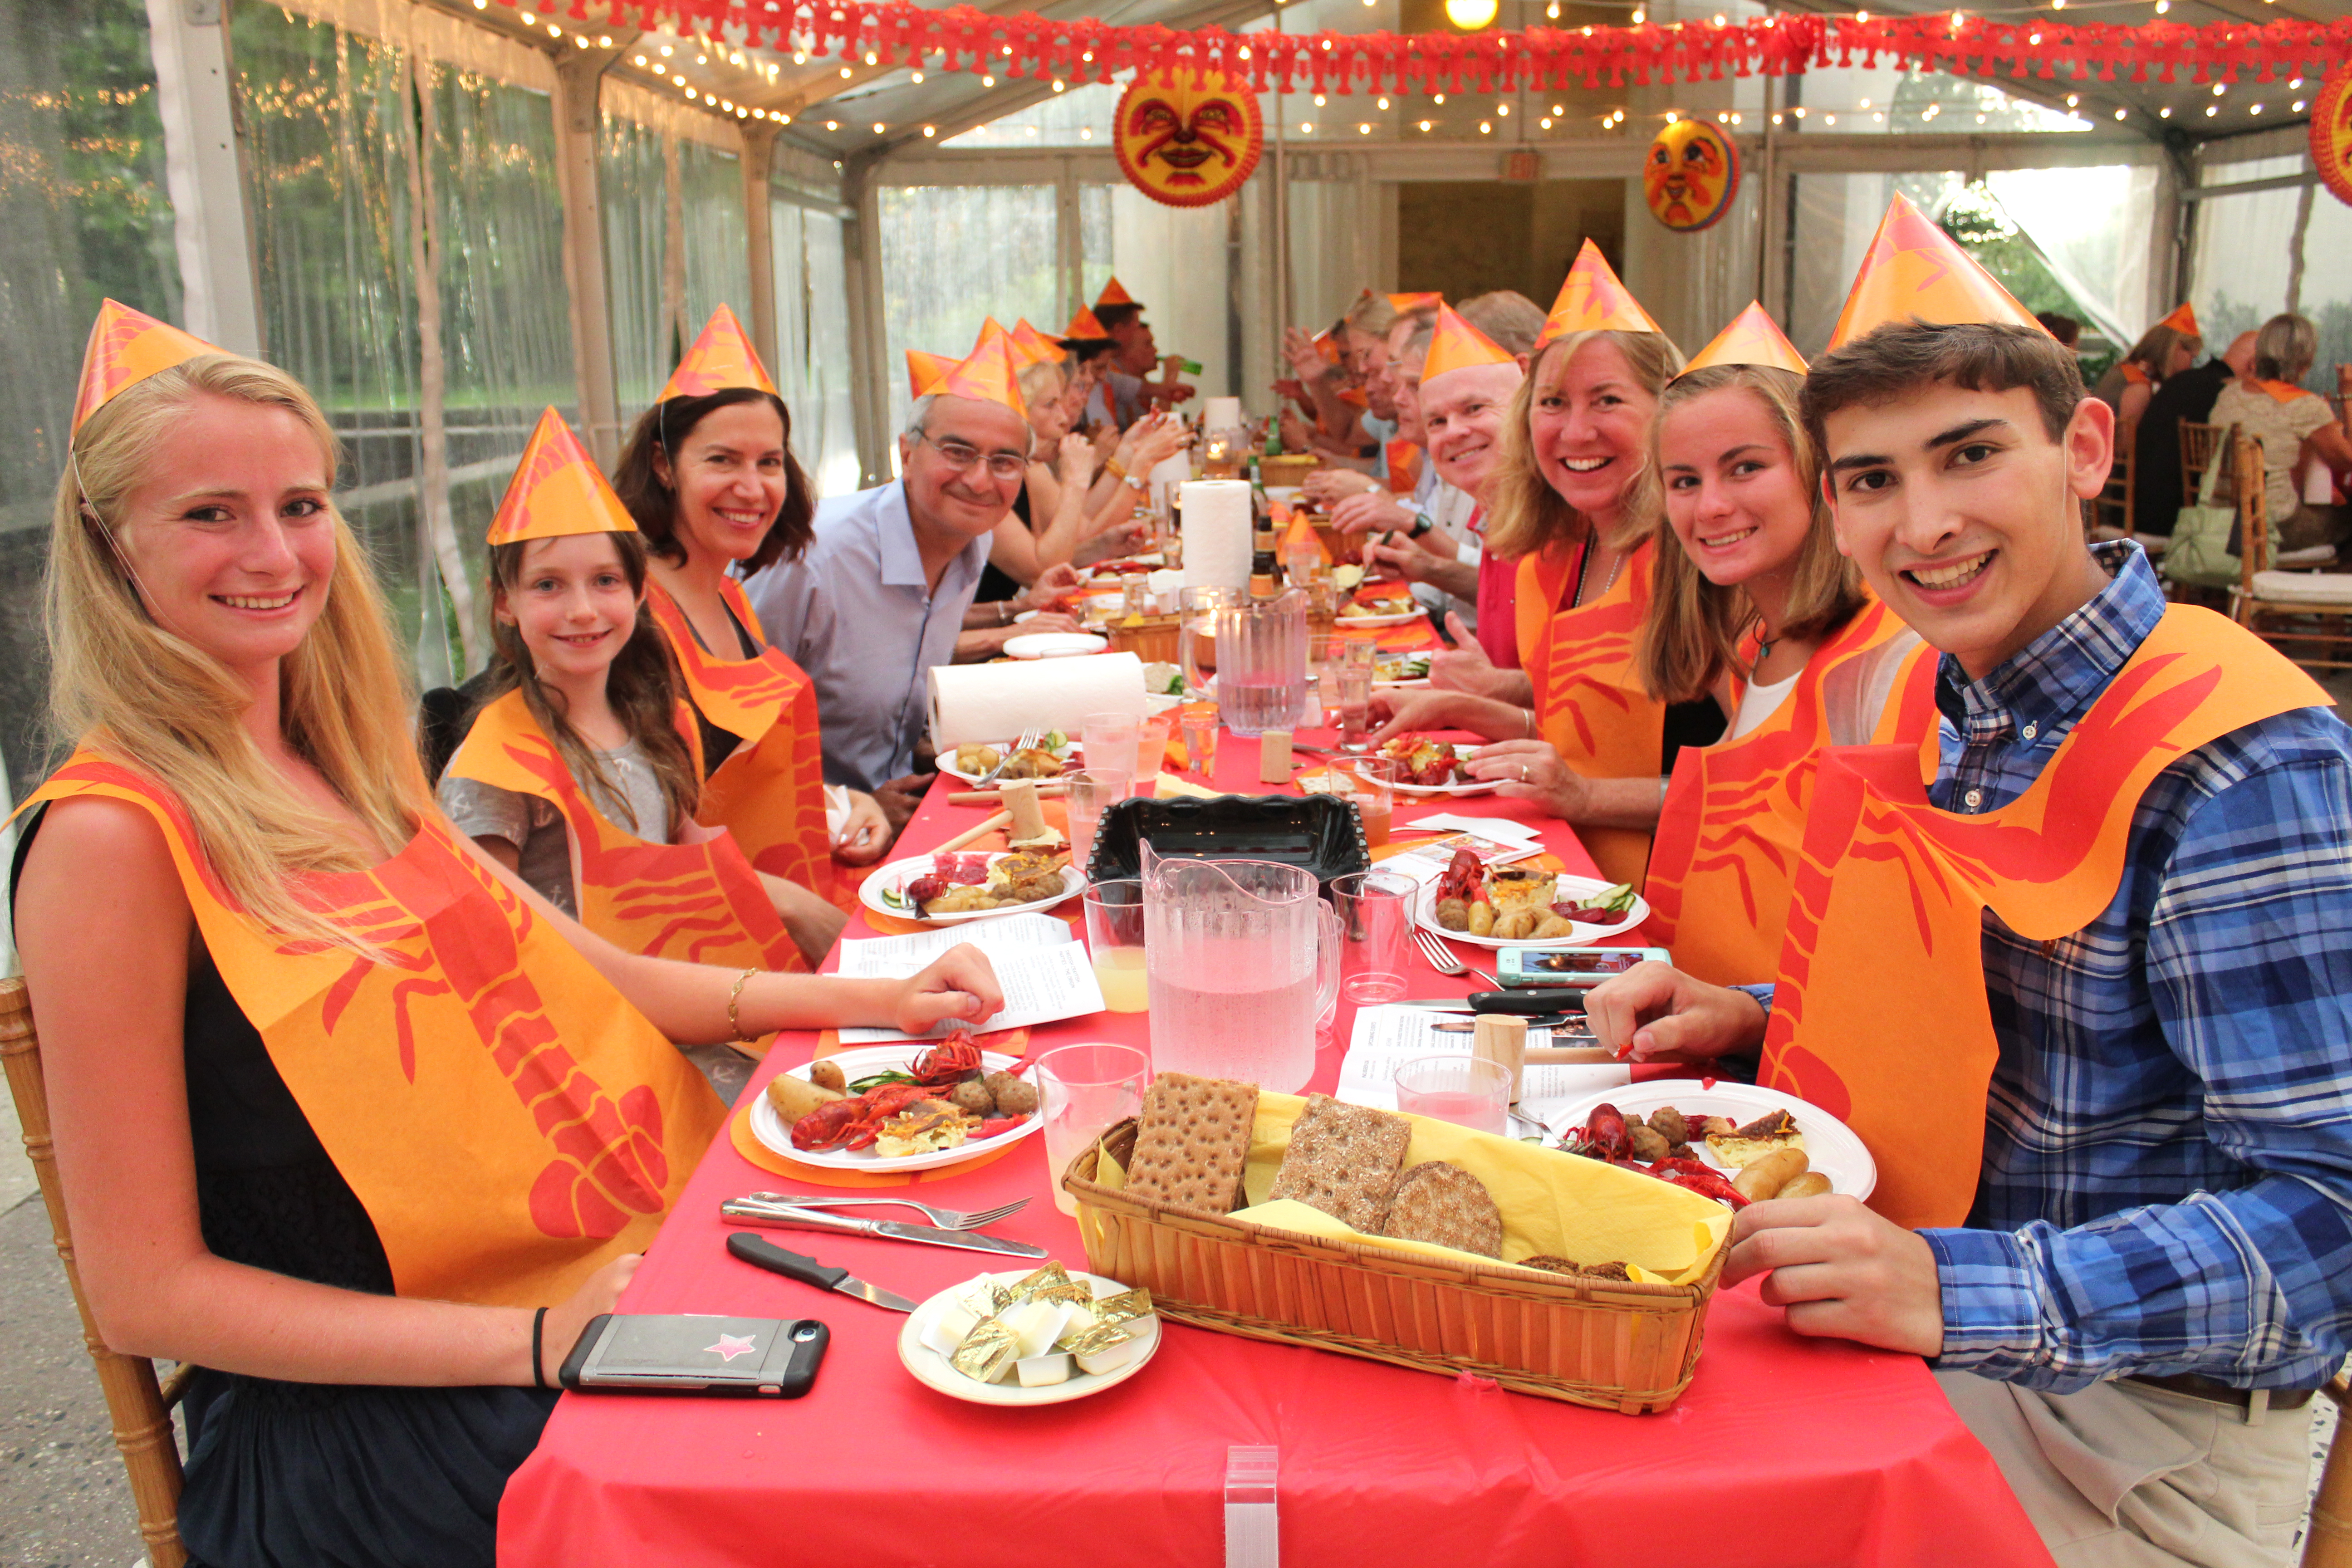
(740, 480), (992, 792)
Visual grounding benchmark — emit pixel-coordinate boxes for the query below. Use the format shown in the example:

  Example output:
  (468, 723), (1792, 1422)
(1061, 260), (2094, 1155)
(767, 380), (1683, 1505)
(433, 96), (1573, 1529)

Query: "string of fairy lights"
(466, 0), (2325, 144)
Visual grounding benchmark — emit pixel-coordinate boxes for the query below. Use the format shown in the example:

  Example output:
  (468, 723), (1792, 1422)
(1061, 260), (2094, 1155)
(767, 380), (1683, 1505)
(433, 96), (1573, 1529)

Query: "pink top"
(1472, 510), (1521, 669)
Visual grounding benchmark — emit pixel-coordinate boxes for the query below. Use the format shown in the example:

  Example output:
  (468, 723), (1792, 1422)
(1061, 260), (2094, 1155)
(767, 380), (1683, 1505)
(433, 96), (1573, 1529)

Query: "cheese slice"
(1705, 1132), (1807, 1169)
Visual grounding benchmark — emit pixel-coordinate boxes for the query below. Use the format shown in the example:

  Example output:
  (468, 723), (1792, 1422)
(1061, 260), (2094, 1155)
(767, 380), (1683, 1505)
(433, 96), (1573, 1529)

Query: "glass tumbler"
(1331, 869), (1416, 1004)
(1392, 1054), (1512, 1137)
(1035, 1043), (1151, 1214)
(1081, 879), (1148, 1014)
(1331, 755), (1398, 848)
(1082, 710), (1140, 787)
(1179, 701), (1220, 777)
(1063, 767), (1133, 881)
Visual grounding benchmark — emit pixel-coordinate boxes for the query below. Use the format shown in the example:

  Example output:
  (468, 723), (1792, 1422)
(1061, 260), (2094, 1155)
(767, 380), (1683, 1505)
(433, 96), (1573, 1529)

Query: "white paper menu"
(831, 914), (1108, 1043)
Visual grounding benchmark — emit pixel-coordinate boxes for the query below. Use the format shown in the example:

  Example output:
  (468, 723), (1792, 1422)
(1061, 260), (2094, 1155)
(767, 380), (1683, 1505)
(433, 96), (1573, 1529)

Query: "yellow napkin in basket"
(1235, 1093), (1729, 1286)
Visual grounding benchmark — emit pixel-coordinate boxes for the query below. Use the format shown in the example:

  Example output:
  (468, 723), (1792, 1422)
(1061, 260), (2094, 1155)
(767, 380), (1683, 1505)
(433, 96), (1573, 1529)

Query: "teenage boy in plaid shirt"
(1588, 319), (2352, 1567)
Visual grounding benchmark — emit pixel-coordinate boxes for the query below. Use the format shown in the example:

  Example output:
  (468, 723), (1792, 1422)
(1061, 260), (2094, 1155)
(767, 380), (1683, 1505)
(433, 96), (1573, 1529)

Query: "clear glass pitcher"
(1142, 853), (1338, 1093)
(1212, 588), (1308, 737)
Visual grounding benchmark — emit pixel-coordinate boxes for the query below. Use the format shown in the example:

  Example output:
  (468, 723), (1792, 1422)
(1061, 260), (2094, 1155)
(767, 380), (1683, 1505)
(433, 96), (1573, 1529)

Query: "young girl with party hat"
(440, 408), (830, 1099)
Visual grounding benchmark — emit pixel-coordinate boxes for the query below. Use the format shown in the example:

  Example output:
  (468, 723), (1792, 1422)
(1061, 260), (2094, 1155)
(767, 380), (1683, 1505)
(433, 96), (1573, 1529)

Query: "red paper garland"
(536, 2), (2352, 97)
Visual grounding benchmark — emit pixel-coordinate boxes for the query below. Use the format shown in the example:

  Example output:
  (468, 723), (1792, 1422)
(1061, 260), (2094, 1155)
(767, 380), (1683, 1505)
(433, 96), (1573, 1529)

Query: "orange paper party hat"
(1009, 319), (1062, 368)
(906, 349), (959, 401)
(1421, 304), (1516, 383)
(1060, 305), (1112, 343)
(1537, 240), (1662, 347)
(931, 322), (1024, 415)
(2157, 301), (2200, 337)
(1680, 302), (1808, 378)
(1827, 195), (2046, 351)
(1388, 292), (1443, 313)
(72, 299), (220, 434)
(1094, 277), (1139, 309)
(657, 304), (780, 402)
(487, 408), (639, 547)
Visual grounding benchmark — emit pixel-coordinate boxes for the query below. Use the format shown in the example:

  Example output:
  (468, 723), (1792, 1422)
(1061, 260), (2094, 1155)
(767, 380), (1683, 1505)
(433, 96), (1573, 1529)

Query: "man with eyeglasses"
(744, 387), (1081, 830)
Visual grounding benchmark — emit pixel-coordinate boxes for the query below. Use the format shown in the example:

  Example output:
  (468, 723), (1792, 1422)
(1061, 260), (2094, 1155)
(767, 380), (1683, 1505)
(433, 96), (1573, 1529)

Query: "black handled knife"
(725, 1232), (917, 1313)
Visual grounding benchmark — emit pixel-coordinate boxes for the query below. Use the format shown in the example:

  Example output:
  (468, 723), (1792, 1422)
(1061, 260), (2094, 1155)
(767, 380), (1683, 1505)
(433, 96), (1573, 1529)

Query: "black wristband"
(532, 1306), (549, 1390)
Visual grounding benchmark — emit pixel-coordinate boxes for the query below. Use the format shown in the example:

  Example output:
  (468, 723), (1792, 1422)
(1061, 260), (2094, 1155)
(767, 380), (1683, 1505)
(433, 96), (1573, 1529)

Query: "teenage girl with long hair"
(12, 336), (999, 1567)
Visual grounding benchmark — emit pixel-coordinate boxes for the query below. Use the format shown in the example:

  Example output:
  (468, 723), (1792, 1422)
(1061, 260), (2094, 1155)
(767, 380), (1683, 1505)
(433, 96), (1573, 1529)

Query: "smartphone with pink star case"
(559, 1313), (829, 1397)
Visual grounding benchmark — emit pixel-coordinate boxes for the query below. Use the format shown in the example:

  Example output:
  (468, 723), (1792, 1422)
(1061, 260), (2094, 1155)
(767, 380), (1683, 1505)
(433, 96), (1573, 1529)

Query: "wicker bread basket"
(1103, 612), (1181, 665)
(1063, 1119), (1725, 1413)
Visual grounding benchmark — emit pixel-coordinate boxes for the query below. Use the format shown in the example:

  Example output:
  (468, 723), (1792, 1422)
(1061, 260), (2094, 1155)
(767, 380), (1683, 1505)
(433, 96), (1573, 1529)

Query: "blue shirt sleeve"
(1926, 750), (2352, 1390)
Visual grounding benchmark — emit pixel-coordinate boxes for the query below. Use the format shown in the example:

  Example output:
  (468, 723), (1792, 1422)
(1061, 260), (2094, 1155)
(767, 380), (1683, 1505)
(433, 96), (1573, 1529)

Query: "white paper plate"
(1543, 1081), (1876, 1200)
(1414, 872), (1650, 946)
(935, 740), (1077, 785)
(1004, 632), (1108, 660)
(747, 1046), (1042, 1171)
(897, 1269), (1162, 1406)
(1334, 608), (1423, 628)
(858, 851), (1083, 925)
(1386, 744), (1496, 797)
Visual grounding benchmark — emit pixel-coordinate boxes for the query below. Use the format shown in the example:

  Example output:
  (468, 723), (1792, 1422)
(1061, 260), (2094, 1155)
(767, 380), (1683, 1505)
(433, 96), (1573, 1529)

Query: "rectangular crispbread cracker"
(1267, 1094), (1412, 1233)
(1380, 1160), (1504, 1257)
(1122, 1073), (1259, 1215)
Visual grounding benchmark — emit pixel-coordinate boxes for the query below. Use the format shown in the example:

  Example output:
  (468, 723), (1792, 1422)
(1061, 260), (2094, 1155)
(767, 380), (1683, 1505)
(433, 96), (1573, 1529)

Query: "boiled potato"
(765, 1073), (845, 1124)
(1532, 913), (1574, 940)
(808, 1060), (846, 1093)
(1467, 902), (1497, 937)
(1436, 897), (1471, 932)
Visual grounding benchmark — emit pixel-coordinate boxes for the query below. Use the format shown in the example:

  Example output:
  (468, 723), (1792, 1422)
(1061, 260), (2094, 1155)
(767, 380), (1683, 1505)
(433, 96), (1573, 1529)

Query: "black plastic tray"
(1084, 794), (1372, 889)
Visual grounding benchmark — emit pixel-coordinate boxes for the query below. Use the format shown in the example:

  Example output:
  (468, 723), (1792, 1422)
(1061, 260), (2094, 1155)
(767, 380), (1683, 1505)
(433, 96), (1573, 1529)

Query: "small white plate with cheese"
(897, 1269), (1161, 1406)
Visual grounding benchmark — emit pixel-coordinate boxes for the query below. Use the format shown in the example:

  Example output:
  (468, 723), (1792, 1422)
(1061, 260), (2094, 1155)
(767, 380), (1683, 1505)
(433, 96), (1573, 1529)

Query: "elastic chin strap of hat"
(69, 443), (161, 619)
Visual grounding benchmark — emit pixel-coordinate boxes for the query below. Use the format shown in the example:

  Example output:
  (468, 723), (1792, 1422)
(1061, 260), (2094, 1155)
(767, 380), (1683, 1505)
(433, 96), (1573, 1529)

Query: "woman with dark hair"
(611, 307), (885, 936)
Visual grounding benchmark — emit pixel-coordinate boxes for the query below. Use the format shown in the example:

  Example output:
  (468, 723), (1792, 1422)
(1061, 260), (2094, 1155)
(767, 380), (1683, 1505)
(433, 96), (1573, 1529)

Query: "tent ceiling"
(428, 0), (2344, 156)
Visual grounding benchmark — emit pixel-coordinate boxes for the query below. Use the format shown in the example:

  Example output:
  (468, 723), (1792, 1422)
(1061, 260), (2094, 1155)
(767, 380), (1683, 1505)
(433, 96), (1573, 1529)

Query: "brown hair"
(1457, 291), (1549, 357)
(1481, 329), (1685, 562)
(474, 530), (702, 839)
(1799, 320), (2085, 452)
(2120, 322), (2200, 380)
(1634, 367), (1868, 704)
(611, 388), (814, 575)
(1343, 290), (1397, 338)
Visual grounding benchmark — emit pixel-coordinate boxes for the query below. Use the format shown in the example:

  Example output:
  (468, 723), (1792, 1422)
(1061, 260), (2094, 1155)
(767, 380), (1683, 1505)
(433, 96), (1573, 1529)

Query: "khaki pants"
(1937, 1369), (2315, 1568)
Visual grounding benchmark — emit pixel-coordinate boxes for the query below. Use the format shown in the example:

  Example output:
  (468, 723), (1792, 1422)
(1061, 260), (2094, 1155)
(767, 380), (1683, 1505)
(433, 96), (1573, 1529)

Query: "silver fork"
(735, 1191), (1030, 1231)
(1412, 926), (1499, 990)
(972, 728), (1043, 789)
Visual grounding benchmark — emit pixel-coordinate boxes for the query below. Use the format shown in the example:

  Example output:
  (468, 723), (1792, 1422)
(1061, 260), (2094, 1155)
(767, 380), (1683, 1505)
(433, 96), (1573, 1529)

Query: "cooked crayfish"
(789, 1030), (996, 1152)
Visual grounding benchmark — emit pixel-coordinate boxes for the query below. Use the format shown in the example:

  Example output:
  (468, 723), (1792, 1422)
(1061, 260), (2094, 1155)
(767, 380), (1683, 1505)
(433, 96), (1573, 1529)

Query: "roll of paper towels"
(1202, 396), (1244, 431)
(1180, 479), (1254, 593)
(929, 652), (1148, 751)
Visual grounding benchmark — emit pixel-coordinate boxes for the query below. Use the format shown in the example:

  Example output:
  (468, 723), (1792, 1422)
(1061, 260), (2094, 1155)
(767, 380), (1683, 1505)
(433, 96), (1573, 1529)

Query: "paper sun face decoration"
(1643, 119), (1740, 233)
(2314, 66), (2352, 209)
(1114, 67), (1264, 208)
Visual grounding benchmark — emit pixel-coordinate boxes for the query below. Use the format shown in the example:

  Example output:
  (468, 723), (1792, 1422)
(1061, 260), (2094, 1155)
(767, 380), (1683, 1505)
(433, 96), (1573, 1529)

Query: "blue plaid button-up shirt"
(1909, 542), (2352, 1392)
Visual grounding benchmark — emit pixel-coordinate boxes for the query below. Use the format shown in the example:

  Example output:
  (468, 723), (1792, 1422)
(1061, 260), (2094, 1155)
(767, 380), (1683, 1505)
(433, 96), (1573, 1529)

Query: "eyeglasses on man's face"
(917, 432), (1026, 481)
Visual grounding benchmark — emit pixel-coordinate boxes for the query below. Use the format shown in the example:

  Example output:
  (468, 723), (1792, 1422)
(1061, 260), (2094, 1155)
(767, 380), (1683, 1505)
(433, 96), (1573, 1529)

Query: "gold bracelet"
(1523, 707), (1537, 740)
(1103, 457), (1128, 481)
(726, 968), (759, 1044)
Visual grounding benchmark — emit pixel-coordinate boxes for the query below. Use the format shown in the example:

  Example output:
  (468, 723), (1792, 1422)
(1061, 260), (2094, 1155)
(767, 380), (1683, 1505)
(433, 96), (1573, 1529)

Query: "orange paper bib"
(1516, 539), (1668, 886)
(442, 690), (799, 987)
(1758, 606), (2330, 1228)
(22, 754), (726, 1307)
(1643, 600), (1931, 986)
(648, 579), (835, 915)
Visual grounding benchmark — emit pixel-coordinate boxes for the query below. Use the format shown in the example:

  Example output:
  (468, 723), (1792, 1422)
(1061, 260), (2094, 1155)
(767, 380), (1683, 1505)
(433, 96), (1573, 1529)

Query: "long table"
(500, 723), (2053, 1568)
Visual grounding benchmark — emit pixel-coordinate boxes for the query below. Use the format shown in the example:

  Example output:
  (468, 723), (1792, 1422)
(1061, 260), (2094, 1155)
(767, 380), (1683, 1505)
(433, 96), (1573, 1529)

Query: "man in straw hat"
(744, 324), (1079, 804)
(1585, 195), (2352, 1566)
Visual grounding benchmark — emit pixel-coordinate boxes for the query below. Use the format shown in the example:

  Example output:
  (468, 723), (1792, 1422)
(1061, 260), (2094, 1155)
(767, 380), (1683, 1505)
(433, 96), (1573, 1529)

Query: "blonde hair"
(1481, 329), (1684, 563)
(47, 354), (434, 951)
(1634, 366), (1867, 704)
(1016, 358), (1066, 410)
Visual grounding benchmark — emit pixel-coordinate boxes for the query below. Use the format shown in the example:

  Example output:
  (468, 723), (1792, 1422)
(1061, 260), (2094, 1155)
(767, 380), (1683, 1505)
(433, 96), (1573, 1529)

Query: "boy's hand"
(1724, 1196), (1945, 1358)
(1583, 961), (1767, 1062)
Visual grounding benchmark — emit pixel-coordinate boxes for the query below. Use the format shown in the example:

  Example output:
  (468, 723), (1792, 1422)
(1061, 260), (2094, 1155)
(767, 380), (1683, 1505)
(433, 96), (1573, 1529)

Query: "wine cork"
(1472, 1014), (1529, 1104)
(999, 778), (1052, 844)
(1257, 729), (1295, 784)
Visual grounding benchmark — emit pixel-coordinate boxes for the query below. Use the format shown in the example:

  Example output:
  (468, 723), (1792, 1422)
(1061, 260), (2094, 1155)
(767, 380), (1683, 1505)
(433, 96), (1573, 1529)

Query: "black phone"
(558, 1312), (829, 1398)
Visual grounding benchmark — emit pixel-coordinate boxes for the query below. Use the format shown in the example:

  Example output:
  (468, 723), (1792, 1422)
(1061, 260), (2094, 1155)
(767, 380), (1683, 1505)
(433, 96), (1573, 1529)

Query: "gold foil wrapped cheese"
(1055, 1320), (1133, 1358)
(1009, 1262), (1092, 1308)
(1090, 1287), (1154, 1324)
(949, 1317), (1022, 1383)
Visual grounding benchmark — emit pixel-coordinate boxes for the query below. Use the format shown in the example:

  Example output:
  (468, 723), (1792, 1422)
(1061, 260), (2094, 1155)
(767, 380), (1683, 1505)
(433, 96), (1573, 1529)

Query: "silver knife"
(721, 1198), (1048, 1259)
(725, 1231), (919, 1312)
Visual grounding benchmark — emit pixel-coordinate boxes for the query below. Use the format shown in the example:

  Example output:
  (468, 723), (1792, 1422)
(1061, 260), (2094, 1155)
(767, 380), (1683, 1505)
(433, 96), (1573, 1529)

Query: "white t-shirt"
(1729, 669), (1800, 740)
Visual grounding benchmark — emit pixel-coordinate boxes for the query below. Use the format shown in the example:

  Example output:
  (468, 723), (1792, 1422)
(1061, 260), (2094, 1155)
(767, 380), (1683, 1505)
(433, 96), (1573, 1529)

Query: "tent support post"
(742, 122), (781, 376)
(552, 35), (633, 468)
(145, 0), (262, 356)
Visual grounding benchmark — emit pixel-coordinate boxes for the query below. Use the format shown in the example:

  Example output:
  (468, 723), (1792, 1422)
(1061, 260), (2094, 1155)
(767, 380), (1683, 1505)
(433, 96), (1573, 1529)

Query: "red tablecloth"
(500, 725), (2053, 1568)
